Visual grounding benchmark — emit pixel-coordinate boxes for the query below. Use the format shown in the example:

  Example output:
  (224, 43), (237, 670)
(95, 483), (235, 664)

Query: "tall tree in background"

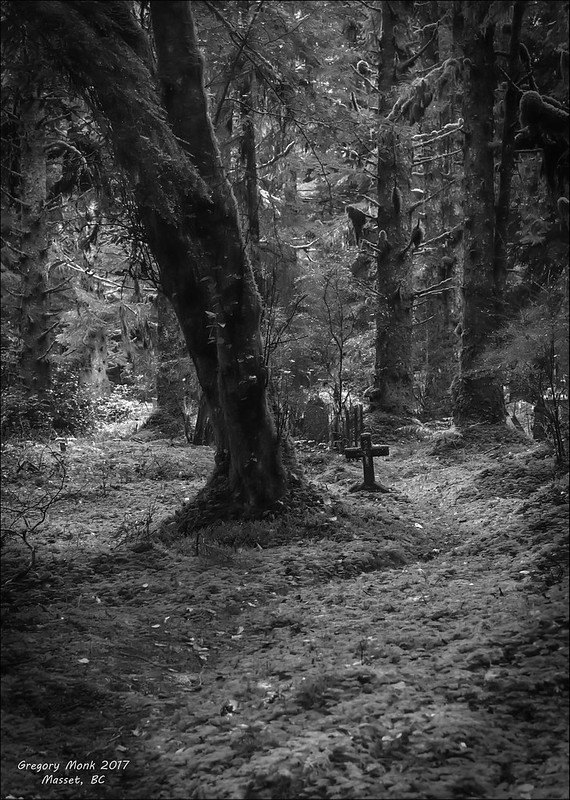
(371, 1), (416, 419)
(494, 1), (527, 291)
(17, 93), (53, 397)
(13, 0), (286, 512)
(414, 0), (463, 419)
(452, 1), (506, 425)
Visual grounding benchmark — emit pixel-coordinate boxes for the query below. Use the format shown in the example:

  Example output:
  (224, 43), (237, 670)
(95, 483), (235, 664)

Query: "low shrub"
(1, 372), (94, 439)
(95, 386), (139, 424)
(93, 385), (153, 433)
(1, 441), (68, 580)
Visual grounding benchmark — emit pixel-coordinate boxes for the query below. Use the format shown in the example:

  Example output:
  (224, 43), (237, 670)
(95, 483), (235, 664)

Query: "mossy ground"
(1, 424), (568, 799)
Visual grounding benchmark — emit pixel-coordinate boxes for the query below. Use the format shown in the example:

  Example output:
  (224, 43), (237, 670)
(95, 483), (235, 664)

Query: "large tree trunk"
(372, 2), (415, 418)
(16, 0), (286, 511)
(420, 1), (462, 419)
(150, 1), (285, 509)
(452, 1), (506, 425)
(494, 1), (526, 292)
(18, 95), (52, 397)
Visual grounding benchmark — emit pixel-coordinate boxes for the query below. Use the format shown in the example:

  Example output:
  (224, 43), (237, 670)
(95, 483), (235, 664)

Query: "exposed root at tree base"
(157, 467), (327, 548)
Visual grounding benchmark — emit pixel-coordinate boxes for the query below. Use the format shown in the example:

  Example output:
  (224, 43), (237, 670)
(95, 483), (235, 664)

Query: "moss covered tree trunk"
(15, 0), (286, 511)
(452, 1), (506, 425)
(150, 1), (284, 508)
(494, 1), (526, 292)
(420, 1), (462, 419)
(372, 1), (415, 418)
(18, 95), (52, 397)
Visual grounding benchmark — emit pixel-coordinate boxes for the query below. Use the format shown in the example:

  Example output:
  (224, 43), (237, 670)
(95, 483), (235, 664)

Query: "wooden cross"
(344, 433), (390, 492)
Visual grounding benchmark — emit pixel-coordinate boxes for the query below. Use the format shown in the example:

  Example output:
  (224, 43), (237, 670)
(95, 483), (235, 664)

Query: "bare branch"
(396, 26), (439, 74)
(412, 125), (463, 147)
(288, 238), (320, 250)
(44, 139), (89, 171)
(414, 148), (463, 166)
(422, 223), (462, 247)
(258, 140), (296, 170)
(414, 277), (455, 298)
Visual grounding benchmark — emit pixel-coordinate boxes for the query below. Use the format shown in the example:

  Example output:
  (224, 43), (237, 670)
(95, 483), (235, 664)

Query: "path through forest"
(1, 426), (568, 799)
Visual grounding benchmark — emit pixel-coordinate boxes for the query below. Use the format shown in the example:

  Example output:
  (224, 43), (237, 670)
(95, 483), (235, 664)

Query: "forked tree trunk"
(150, 2), (285, 508)
(452, 1), (506, 425)
(16, 0), (286, 511)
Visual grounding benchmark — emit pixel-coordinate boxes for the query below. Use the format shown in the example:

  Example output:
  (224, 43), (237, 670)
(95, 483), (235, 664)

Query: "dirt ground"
(1, 423), (568, 800)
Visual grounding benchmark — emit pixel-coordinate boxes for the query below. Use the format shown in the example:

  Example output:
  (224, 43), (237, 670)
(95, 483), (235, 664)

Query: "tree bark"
(18, 96), (52, 397)
(452, 1), (506, 425)
(494, 1), (526, 292)
(373, 1), (415, 417)
(420, 2), (462, 418)
(15, 0), (286, 510)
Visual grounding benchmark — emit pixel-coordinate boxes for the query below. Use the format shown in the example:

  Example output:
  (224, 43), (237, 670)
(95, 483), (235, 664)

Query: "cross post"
(344, 433), (390, 492)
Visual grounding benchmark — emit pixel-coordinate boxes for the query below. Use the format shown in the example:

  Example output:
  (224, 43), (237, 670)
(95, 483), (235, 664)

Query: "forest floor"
(1, 421), (568, 800)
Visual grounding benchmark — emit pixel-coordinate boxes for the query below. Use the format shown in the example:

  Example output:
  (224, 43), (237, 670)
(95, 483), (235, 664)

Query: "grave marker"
(345, 433), (390, 492)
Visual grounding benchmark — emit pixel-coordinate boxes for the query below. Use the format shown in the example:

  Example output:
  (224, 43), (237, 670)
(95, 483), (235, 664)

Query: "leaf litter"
(1, 428), (568, 799)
